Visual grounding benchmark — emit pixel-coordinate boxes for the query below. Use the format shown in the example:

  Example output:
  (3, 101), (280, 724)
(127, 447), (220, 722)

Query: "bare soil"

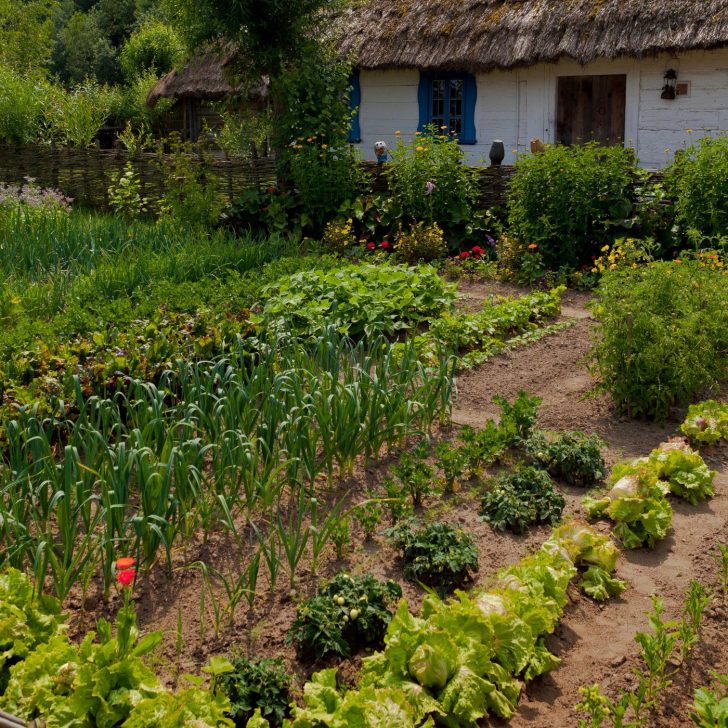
(65, 282), (728, 727)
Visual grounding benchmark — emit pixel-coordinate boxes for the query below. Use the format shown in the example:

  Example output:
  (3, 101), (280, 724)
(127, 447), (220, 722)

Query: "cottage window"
(348, 71), (362, 143)
(418, 72), (477, 144)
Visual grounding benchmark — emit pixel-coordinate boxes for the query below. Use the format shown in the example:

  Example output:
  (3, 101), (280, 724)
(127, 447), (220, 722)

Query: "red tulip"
(116, 557), (135, 570)
(117, 569), (135, 587)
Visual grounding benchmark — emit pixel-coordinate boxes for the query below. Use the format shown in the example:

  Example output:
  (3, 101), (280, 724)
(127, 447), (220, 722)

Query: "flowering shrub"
(0, 179), (72, 216)
(321, 218), (357, 251)
(394, 221), (447, 263)
(590, 237), (657, 274)
(386, 126), (478, 232)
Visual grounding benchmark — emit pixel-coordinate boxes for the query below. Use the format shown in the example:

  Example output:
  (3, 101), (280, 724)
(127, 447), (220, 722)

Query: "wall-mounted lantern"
(661, 69), (678, 100)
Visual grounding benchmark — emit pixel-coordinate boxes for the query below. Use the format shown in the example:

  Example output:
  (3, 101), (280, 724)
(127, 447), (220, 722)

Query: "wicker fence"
(0, 145), (518, 212)
(0, 145), (277, 210)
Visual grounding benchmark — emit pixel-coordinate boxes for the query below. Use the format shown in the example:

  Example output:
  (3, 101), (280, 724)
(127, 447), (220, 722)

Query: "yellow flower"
(415, 131), (422, 135)
(686, 129), (693, 133)
(394, 130), (401, 135)
(415, 145), (425, 152)
(321, 144), (328, 149)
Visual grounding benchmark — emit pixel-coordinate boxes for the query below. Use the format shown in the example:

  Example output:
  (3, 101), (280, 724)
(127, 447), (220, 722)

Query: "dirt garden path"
(452, 282), (728, 727)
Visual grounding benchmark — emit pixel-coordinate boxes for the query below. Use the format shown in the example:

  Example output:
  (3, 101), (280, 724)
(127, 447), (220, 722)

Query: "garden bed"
(55, 283), (728, 726)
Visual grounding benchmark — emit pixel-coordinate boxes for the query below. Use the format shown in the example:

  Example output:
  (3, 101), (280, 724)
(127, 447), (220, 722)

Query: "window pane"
(450, 79), (463, 100)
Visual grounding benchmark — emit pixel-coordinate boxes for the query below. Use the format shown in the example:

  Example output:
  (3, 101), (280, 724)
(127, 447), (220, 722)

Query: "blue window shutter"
(461, 73), (477, 145)
(418, 72), (431, 132)
(348, 71), (361, 143)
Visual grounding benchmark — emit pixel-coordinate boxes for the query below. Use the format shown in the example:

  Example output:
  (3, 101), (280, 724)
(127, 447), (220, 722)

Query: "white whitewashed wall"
(355, 48), (728, 169)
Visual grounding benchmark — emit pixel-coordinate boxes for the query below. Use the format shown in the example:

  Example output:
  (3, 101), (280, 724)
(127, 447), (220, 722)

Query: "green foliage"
(46, 81), (120, 147)
(0, 66), (49, 144)
(120, 20), (184, 81)
(681, 400), (728, 445)
(691, 673), (728, 727)
(666, 134), (728, 241)
(354, 498), (383, 541)
(481, 466), (565, 534)
(527, 431), (607, 487)
(386, 521), (479, 594)
(215, 656), (292, 727)
(257, 262), (456, 338)
(394, 221), (448, 263)
(386, 126), (478, 232)
(583, 464), (673, 549)
(589, 262), (728, 420)
(124, 688), (234, 727)
(434, 441), (467, 494)
(388, 441), (434, 509)
(156, 135), (224, 228)
(107, 162), (149, 218)
(288, 524), (622, 727)
(0, 0), (58, 72)
(507, 143), (639, 268)
(287, 573), (402, 660)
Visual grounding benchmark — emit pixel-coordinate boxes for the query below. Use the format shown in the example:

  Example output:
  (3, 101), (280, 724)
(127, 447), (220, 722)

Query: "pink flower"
(117, 569), (135, 587)
(425, 180), (436, 195)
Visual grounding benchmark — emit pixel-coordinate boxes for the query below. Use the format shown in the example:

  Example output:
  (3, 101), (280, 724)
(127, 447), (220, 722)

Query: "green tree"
(54, 10), (120, 84)
(120, 21), (185, 81)
(0, 0), (59, 72)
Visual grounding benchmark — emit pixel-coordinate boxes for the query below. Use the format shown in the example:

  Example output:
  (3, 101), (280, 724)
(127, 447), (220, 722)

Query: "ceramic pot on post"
(489, 140), (505, 166)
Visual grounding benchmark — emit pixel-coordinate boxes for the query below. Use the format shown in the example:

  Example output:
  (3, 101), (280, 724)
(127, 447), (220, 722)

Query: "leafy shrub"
(583, 464), (672, 549)
(0, 66), (49, 143)
(435, 441), (468, 493)
(257, 262), (456, 337)
(681, 400), (728, 445)
(354, 497), (383, 541)
(589, 262), (728, 420)
(526, 431), (607, 487)
(386, 127), (478, 231)
(287, 573), (402, 660)
(666, 134), (728, 241)
(481, 466), (565, 534)
(507, 143), (638, 268)
(46, 81), (120, 147)
(321, 217), (357, 252)
(216, 656), (292, 727)
(387, 521), (479, 594)
(156, 134), (224, 229)
(394, 221), (448, 263)
(388, 441), (434, 508)
(119, 21), (185, 81)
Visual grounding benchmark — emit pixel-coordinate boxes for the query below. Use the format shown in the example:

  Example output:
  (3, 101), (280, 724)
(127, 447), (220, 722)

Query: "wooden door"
(556, 75), (626, 146)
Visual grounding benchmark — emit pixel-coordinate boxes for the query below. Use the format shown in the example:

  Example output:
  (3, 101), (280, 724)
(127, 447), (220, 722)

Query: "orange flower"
(415, 145), (425, 152)
(117, 569), (135, 587)
(116, 556), (135, 570)
(528, 244), (538, 250)
(674, 258), (682, 264)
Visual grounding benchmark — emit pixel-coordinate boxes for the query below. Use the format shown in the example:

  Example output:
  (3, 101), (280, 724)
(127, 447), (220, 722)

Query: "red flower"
(117, 569), (136, 587)
(116, 557), (135, 570)
(380, 241), (390, 249)
(471, 246), (484, 254)
(528, 243), (538, 250)
(367, 242), (376, 250)
(267, 186), (276, 194)
(459, 251), (470, 259)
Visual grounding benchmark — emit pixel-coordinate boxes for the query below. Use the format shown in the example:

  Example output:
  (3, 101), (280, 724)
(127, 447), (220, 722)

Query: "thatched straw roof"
(147, 47), (239, 106)
(338, 0), (728, 72)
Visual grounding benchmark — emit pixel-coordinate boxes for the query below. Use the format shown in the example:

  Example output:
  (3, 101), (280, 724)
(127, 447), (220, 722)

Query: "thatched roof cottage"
(338, 0), (728, 167)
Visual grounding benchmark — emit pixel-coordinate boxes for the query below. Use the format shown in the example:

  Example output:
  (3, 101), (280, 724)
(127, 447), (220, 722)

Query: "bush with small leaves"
(527, 431), (607, 487)
(216, 656), (292, 727)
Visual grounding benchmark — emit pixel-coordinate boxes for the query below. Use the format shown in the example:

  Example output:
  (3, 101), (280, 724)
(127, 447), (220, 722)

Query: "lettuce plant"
(647, 439), (716, 505)
(681, 400), (728, 446)
(583, 465), (672, 549)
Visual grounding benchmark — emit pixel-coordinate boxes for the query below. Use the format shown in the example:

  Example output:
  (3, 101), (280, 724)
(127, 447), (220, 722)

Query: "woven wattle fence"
(0, 145), (277, 210)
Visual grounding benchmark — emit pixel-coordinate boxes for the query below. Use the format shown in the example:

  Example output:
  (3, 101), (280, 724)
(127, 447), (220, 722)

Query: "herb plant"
(681, 400), (728, 445)
(690, 673), (728, 727)
(481, 466), (565, 534)
(386, 520), (479, 594)
(287, 573), (402, 660)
